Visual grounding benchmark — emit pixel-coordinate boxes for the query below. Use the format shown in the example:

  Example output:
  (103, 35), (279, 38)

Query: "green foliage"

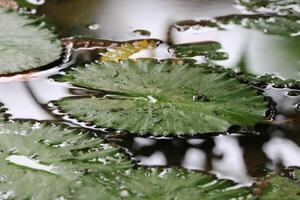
(0, 110), (253, 200)
(192, 62), (300, 88)
(296, 169), (300, 181)
(0, 111), (299, 199)
(254, 169), (300, 200)
(170, 41), (228, 60)
(56, 59), (267, 135)
(218, 15), (300, 37)
(0, 116), (132, 199)
(0, 8), (61, 75)
(238, 0), (300, 16)
(123, 168), (253, 200)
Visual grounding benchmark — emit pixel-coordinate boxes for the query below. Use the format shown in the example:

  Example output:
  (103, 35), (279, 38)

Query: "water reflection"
(0, 47), (100, 120)
(212, 136), (251, 184)
(265, 86), (300, 117)
(181, 147), (206, 171)
(113, 83), (300, 185)
(0, 0), (299, 186)
(170, 23), (300, 80)
(264, 133), (300, 169)
(0, 81), (56, 119)
(38, 0), (300, 80)
(117, 127), (300, 185)
(38, 0), (239, 40)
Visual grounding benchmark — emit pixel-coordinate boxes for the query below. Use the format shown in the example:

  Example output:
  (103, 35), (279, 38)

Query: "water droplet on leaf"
(87, 23), (100, 31)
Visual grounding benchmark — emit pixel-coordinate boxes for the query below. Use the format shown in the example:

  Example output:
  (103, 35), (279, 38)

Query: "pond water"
(0, 0), (299, 186)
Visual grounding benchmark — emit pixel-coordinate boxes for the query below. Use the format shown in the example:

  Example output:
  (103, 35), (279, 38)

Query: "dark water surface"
(0, 0), (299, 186)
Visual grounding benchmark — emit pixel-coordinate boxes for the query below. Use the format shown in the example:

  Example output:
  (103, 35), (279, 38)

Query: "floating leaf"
(192, 62), (300, 88)
(0, 110), (253, 200)
(73, 167), (254, 200)
(254, 169), (300, 200)
(238, 0), (300, 16)
(0, 8), (61, 75)
(175, 15), (300, 38)
(217, 15), (300, 37)
(0, 111), (132, 199)
(101, 40), (157, 62)
(123, 168), (254, 200)
(56, 59), (267, 135)
(170, 41), (228, 60)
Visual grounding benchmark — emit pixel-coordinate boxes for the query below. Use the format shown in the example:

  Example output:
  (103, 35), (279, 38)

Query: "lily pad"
(0, 119), (132, 199)
(238, 0), (300, 16)
(217, 15), (300, 37)
(123, 168), (254, 200)
(254, 169), (300, 200)
(56, 59), (267, 135)
(170, 41), (228, 60)
(0, 8), (61, 75)
(0, 109), (253, 200)
(175, 15), (300, 39)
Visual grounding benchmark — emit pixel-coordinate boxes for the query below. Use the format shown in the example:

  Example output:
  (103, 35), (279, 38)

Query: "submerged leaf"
(56, 59), (267, 135)
(0, 8), (61, 75)
(101, 40), (157, 62)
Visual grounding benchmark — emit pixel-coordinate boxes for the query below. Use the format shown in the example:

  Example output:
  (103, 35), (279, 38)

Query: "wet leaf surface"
(0, 109), (253, 200)
(238, 0), (300, 16)
(0, 8), (61, 75)
(56, 59), (267, 135)
(0, 111), (132, 199)
(0, 0), (299, 199)
(254, 169), (300, 200)
(170, 41), (228, 60)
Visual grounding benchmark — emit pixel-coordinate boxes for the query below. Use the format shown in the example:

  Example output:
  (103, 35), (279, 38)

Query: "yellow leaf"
(101, 40), (157, 62)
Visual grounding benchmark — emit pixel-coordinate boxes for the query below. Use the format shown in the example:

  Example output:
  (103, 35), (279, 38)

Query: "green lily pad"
(170, 41), (228, 60)
(217, 15), (300, 37)
(254, 169), (300, 200)
(74, 167), (254, 200)
(0, 8), (61, 75)
(123, 168), (254, 200)
(56, 59), (267, 135)
(0, 109), (253, 200)
(238, 0), (300, 16)
(0, 119), (132, 199)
